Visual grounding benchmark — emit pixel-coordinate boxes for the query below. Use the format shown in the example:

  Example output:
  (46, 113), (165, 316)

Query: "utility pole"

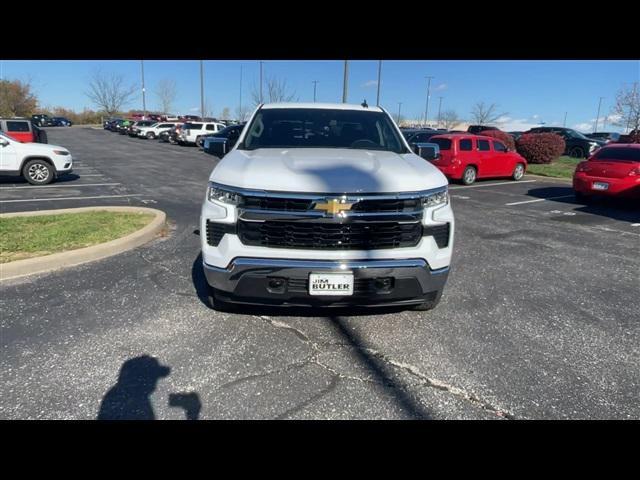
(563, 111), (567, 127)
(594, 96), (604, 133)
(239, 64), (243, 121)
(200, 60), (205, 120)
(312, 80), (319, 102)
(259, 61), (264, 104)
(342, 60), (349, 103)
(141, 60), (146, 118)
(424, 76), (434, 128)
(376, 60), (382, 106)
(437, 96), (444, 128)
(397, 102), (402, 125)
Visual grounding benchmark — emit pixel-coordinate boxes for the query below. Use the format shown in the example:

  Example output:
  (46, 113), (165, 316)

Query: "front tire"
(411, 296), (441, 311)
(23, 159), (54, 185)
(569, 147), (585, 158)
(207, 286), (237, 313)
(512, 163), (525, 181)
(461, 166), (477, 185)
(146, 132), (155, 139)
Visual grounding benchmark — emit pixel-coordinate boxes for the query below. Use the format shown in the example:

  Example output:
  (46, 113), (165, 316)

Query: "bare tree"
(470, 101), (507, 125)
(220, 107), (231, 120)
(251, 75), (298, 105)
(85, 71), (137, 116)
(610, 83), (640, 133)
(440, 110), (462, 130)
(0, 78), (38, 117)
(155, 79), (177, 114)
(235, 105), (251, 122)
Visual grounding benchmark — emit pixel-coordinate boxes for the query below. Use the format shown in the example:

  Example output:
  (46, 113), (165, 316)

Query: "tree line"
(2, 74), (638, 133)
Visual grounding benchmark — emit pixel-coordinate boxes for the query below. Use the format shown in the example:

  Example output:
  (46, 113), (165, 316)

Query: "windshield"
(240, 108), (408, 153)
(568, 130), (590, 140)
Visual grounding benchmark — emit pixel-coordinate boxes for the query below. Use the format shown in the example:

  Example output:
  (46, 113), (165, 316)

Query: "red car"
(427, 134), (527, 185)
(573, 144), (640, 200)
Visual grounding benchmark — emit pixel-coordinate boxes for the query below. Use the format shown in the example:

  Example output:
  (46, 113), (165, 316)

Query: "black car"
(51, 117), (73, 127)
(467, 125), (499, 134)
(402, 129), (442, 151)
(202, 124), (245, 156)
(31, 114), (55, 127)
(525, 127), (606, 158)
(586, 132), (621, 143)
(508, 131), (524, 141)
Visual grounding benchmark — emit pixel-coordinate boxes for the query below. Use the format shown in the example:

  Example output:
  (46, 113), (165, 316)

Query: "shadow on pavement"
(97, 355), (201, 420)
(525, 186), (640, 222)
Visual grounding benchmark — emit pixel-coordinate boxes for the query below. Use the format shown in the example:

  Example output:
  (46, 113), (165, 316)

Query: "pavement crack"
(362, 348), (516, 420)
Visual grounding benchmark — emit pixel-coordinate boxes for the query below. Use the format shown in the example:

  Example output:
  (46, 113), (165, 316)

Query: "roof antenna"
(361, 99), (368, 108)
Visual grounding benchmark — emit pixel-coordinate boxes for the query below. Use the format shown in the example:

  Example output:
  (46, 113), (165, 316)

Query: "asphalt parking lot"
(1, 127), (639, 419)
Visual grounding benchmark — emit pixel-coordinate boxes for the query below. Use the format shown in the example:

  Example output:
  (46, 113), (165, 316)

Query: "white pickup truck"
(200, 103), (454, 311)
(179, 122), (226, 145)
(0, 131), (73, 185)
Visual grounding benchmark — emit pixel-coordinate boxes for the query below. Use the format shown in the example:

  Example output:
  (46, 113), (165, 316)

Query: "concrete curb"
(0, 206), (167, 282)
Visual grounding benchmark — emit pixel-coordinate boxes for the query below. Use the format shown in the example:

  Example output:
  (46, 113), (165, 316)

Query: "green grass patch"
(526, 156), (580, 179)
(0, 211), (154, 263)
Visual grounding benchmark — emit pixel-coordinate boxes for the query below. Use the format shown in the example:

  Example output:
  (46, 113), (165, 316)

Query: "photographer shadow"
(97, 355), (201, 420)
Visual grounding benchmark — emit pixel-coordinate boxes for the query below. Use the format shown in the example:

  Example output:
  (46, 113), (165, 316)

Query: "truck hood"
(210, 148), (448, 193)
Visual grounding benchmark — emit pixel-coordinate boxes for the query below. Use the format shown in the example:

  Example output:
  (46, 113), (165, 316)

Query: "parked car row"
(31, 114), (73, 127)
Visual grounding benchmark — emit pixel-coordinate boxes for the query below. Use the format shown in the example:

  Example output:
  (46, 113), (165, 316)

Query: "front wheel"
(146, 132), (155, 139)
(512, 163), (525, 180)
(569, 147), (585, 158)
(23, 159), (54, 185)
(461, 166), (477, 185)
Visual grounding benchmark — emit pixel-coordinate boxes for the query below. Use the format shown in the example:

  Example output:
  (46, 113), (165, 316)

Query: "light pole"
(200, 60), (205, 120)
(563, 111), (567, 127)
(141, 60), (146, 118)
(424, 76), (434, 128)
(312, 80), (319, 102)
(397, 102), (402, 125)
(239, 64), (243, 121)
(437, 96), (444, 128)
(342, 60), (349, 103)
(259, 61), (264, 104)
(594, 96), (604, 133)
(376, 60), (382, 106)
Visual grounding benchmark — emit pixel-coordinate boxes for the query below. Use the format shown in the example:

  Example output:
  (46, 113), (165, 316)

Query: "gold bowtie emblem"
(313, 198), (354, 216)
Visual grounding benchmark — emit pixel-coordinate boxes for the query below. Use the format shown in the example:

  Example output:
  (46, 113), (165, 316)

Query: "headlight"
(207, 184), (243, 205)
(421, 188), (449, 208)
(53, 150), (69, 156)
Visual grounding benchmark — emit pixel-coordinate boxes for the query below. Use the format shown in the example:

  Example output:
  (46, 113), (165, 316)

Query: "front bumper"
(203, 257), (449, 307)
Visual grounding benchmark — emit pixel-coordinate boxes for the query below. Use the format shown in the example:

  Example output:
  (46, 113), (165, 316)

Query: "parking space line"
(1, 183), (120, 190)
(505, 195), (575, 206)
(450, 180), (537, 190)
(0, 194), (147, 203)
(77, 174), (105, 177)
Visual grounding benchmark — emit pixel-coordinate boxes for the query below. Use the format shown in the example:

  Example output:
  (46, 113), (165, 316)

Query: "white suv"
(179, 122), (226, 145)
(0, 131), (73, 185)
(137, 122), (178, 139)
(200, 103), (454, 311)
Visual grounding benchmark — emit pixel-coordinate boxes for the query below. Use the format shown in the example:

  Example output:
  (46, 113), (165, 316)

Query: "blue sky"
(1, 60), (638, 132)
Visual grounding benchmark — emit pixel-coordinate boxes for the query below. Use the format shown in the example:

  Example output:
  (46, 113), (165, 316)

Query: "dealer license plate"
(308, 273), (354, 296)
(592, 182), (609, 190)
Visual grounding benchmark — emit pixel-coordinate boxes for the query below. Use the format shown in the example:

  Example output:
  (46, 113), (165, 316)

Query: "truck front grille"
(241, 196), (422, 213)
(238, 220), (422, 250)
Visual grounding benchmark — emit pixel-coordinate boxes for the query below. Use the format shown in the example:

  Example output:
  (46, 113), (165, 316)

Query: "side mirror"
(0, 138), (9, 147)
(414, 142), (440, 161)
